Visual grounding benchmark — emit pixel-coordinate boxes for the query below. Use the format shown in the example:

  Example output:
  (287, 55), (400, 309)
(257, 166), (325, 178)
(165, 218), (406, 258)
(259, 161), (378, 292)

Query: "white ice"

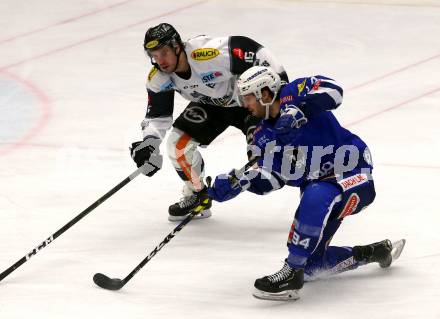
(0, 0), (439, 318)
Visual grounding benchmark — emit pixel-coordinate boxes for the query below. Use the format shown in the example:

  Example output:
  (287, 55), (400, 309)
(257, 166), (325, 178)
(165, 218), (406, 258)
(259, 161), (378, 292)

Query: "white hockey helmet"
(237, 66), (281, 119)
(237, 66), (281, 101)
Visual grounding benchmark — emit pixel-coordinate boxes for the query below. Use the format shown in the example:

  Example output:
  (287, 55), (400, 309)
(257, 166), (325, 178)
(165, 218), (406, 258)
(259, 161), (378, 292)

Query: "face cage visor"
(144, 38), (181, 63)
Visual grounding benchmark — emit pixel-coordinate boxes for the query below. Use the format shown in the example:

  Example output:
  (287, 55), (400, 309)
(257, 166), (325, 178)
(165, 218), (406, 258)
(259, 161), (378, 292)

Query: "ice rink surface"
(1, 0), (439, 318)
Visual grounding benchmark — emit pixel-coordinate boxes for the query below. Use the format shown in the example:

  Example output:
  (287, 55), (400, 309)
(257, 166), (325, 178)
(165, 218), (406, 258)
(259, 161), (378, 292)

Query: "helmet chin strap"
(259, 95), (277, 120)
(170, 45), (183, 73)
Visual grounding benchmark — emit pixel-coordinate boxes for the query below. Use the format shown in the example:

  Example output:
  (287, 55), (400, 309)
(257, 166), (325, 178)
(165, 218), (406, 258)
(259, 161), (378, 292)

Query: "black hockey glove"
(130, 136), (163, 177)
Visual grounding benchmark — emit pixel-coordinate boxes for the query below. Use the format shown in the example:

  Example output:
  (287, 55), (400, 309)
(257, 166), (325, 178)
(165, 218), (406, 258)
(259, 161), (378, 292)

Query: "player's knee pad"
(166, 128), (197, 160)
(166, 128), (205, 182)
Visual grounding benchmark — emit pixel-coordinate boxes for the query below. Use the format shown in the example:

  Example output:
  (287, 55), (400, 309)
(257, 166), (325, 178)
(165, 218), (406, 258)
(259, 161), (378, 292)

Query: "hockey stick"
(93, 156), (260, 291)
(0, 162), (158, 283)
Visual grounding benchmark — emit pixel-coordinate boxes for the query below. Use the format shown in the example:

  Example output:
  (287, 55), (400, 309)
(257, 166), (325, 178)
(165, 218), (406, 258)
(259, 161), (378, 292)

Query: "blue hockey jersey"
(243, 76), (373, 195)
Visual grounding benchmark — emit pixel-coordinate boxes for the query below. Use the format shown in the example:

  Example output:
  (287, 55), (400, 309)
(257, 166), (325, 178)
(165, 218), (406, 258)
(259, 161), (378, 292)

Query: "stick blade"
(93, 273), (124, 291)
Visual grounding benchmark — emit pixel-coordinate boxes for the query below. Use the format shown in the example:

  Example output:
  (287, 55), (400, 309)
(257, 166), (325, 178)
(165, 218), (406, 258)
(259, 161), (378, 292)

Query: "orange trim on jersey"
(175, 133), (202, 191)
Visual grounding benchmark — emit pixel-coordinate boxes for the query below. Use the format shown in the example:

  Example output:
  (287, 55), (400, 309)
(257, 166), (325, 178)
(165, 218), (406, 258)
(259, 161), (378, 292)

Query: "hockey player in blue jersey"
(207, 66), (405, 301)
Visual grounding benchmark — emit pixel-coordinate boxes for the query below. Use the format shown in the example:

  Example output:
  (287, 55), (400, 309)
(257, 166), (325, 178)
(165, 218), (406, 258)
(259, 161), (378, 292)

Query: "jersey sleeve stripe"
(318, 81), (343, 97)
(308, 86), (343, 106)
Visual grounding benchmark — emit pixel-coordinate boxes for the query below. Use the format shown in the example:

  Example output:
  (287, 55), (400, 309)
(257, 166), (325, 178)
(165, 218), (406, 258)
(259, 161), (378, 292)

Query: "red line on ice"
(345, 87), (440, 127)
(0, 70), (52, 157)
(0, 1), (208, 71)
(348, 53), (440, 91)
(0, 0), (136, 45)
(0, 0), (207, 156)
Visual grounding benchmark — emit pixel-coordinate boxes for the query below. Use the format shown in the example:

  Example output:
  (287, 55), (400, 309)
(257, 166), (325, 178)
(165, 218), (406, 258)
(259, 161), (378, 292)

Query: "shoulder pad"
(148, 66), (159, 82)
(186, 36), (227, 62)
(147, 67), (173, 92)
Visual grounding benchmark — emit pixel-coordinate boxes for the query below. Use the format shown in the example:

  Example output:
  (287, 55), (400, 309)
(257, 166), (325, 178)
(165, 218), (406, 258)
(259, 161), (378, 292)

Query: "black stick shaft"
(0, 164), (150, 282)
(116, 156), (261, 288)
(238, 155), (259, 175)
(122, 211), (197, 285)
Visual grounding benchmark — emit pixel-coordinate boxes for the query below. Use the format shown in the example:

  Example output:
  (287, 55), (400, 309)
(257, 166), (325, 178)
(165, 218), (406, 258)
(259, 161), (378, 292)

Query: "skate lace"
(267, 262), (293, 283)
(178, 194), (198, 209)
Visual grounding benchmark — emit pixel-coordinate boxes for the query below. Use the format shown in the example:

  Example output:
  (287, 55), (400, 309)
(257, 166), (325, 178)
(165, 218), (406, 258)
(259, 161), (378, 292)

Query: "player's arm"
(281, 76), (343, 118)
(130, 68), (175, 175)
(246, 144), (310, 191)
(275, 76), (343, 144)
(208, 142), (287, 202)
(228, 36), (289, 83)
(243, 166), (286, 195)
(141, 88), (174, 141)
(208, 165), (287, 202)
(140, 66), (175, 141)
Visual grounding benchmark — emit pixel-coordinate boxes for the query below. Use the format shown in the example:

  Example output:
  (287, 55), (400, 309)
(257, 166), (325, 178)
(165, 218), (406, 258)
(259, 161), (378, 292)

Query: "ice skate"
(253, 260), (304, 301)
(353, 239), (406, 268)
(168, 186), (212, 221)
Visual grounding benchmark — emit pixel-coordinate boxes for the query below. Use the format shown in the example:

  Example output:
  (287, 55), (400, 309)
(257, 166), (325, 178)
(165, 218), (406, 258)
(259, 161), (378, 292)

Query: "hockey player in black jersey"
(130, 23), (288, 221)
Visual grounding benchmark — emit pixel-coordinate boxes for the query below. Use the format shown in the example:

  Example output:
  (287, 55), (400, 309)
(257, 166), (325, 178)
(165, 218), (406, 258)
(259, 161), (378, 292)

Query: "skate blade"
(252, 288), (300, 301)
(391, 239), (406, 262)
(168, 209), (212, 222)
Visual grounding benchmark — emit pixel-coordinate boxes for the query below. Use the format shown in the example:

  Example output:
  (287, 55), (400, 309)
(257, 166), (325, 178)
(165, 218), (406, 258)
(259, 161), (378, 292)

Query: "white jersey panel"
(147, 36), (239, 107)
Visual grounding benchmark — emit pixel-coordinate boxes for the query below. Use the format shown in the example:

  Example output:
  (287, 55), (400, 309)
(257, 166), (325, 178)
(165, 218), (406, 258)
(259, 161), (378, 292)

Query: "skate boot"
(353, 239), (393, 268)
(253, 260), (304, 301)
(168, 186), (212, 221)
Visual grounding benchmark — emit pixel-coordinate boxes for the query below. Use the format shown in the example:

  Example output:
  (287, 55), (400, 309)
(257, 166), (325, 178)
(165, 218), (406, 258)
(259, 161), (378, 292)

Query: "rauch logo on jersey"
(191, 48), (220, 61)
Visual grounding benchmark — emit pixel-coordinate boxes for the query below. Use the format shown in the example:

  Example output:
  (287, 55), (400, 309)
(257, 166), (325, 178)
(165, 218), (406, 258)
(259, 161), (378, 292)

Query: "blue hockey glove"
(130, 136), (163, 177)
(274, 106), (308, 144)
(208, 173), (249, 202)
